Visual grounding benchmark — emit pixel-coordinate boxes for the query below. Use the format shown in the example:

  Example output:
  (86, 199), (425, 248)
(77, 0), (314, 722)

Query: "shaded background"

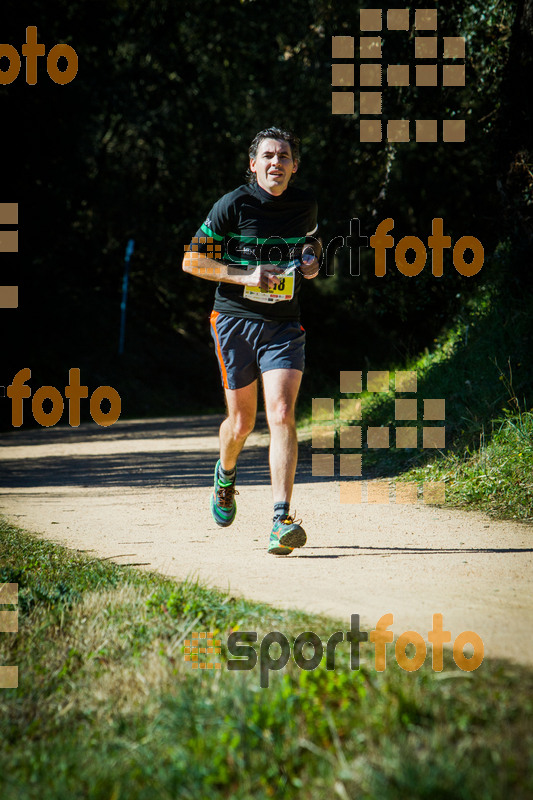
(1, 0), (531, 424)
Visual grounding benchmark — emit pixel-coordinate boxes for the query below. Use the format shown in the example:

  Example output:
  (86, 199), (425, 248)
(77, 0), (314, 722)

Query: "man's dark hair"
(246, 127), (300, 184)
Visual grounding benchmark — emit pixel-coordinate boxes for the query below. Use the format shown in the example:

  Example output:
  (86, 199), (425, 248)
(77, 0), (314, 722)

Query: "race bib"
(243, 260), (298, 304)
(243, 274), (295, 304)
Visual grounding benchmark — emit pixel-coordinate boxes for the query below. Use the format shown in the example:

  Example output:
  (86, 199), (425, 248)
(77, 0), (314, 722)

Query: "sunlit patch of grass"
(408, 408), (533, 520)
(299, 277), (533, 518)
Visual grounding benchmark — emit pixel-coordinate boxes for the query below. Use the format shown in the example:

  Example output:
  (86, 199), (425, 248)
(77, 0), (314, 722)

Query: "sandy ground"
(0, 415), (532, 667)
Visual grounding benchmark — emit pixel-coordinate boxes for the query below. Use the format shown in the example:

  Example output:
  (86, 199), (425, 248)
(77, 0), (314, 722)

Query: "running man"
(182, 127), (320, 555)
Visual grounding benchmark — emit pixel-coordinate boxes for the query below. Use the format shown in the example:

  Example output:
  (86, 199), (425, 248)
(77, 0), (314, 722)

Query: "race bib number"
(243, 273), (295, 304)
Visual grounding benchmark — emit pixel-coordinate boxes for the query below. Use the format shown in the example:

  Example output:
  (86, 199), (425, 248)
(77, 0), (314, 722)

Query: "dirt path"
(1, 415), (532, 666)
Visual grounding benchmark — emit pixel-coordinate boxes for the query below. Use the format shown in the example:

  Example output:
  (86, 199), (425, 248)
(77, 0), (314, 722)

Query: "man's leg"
(210, 311), (258, 468)
(262, 368), (302, 502)
(219, 380), (258, 469)
(211, 381), (257, 528)
(262, 368), (306, 554)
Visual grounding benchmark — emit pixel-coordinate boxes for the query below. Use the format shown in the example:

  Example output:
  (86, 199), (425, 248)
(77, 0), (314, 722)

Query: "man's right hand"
(244, 263), (286, 291)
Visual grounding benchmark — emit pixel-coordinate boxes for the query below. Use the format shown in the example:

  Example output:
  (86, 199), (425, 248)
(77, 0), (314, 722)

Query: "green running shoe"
(268, 515), (307, 556)
(210, 460), (238, 527)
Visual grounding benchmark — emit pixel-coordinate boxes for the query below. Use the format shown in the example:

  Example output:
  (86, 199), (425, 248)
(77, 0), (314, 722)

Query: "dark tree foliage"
(1, 0), (530, 413)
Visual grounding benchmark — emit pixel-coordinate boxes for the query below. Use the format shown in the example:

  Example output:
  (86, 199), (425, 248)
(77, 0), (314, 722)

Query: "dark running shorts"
(209, 311), (306, 390)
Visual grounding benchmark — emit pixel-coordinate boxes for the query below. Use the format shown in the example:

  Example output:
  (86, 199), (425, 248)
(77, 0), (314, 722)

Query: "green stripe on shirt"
(222, 255), (291, 266)
(200, 223), (225, 241)
(227, 232), (307, 244)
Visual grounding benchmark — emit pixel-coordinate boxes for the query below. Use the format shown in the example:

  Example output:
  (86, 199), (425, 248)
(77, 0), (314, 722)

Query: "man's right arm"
(182, 250), (246, 284)
(182, 192), (248, 284)
(182, 251), (285, 290)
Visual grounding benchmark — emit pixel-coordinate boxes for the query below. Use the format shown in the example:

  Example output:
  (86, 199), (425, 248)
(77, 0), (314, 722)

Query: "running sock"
(273, 501), (290, 523)
(218, 464), (236, 484)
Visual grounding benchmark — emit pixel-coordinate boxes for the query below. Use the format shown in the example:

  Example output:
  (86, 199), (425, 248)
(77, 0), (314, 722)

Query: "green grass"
(407, 407), (533, 520)
(1, 520), (532, 799)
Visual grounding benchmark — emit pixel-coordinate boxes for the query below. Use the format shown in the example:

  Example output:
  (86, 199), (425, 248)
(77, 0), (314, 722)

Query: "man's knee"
(228, 413), (256, 439)
(267, 402), (296, 429)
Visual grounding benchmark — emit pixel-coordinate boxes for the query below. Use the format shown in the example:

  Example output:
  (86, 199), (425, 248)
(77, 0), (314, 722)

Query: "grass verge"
(1, 520), (532, 799)
(406, 406), (533, 520)
(298, 269), (533, 521)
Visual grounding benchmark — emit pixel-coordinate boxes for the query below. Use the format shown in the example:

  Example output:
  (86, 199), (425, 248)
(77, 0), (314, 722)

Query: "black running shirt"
(189, 182), (318, 321)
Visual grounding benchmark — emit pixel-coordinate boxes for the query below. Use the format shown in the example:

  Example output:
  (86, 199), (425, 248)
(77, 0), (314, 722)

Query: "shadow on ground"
(0, 415), (329, 490)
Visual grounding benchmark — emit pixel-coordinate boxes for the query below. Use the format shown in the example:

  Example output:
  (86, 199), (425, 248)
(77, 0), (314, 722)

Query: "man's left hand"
(299, 249), (320, 280)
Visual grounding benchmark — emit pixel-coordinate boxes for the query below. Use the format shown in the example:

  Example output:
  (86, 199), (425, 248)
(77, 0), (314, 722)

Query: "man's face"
(249, 138), (298, 196)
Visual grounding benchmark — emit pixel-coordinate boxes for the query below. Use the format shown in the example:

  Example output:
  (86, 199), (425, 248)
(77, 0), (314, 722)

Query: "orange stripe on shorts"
(209, 310), (229, 390)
